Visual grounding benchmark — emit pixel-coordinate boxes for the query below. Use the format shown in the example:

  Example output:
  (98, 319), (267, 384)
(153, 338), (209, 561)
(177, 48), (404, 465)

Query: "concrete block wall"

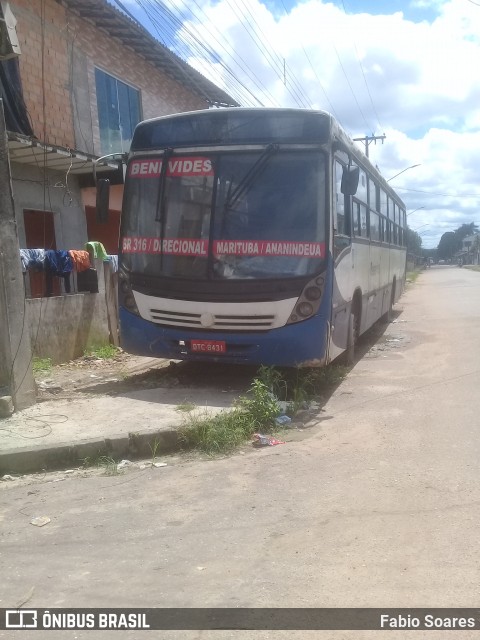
(13, 0), (75, 147)
(26, 259), (115, 364)
(12, 163), (87, 250)
(11, 0), (208, 154)
(67, 8), (207, 156)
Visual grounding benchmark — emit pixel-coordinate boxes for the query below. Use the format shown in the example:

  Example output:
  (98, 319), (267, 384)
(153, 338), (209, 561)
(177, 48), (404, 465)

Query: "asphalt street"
(2, 265), (480, 640)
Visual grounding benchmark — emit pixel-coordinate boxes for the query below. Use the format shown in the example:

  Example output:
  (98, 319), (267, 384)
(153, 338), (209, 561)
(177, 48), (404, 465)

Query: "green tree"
(406, 227), (422, 255)
(437, 231), (457, 260)
(454, 223), (478, 244)
(437, 223), (479, 260)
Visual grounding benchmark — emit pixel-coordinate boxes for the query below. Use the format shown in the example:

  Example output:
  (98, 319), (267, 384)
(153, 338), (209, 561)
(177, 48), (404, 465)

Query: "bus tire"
(382, 279), (396, 323)
(346, 311), (358, 365)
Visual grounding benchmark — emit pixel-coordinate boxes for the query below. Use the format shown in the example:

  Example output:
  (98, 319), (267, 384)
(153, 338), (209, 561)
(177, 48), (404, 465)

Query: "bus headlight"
(119, 271), (140, 316)
(287, 272), (326, 325)
(304, 286), (322, 301)
(124, 294), (137, 311)
(297, 302), (314, 317)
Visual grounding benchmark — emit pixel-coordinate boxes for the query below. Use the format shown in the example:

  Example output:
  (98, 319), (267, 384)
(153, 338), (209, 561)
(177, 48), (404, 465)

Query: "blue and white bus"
(115, 108), (406, 367)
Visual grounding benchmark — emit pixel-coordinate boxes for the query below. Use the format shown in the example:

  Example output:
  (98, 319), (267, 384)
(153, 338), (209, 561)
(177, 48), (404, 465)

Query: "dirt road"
(2, 265), (480, 638)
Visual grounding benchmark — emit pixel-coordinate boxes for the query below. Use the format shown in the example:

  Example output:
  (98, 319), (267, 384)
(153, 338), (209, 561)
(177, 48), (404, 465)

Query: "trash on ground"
(1, 474), (16, 481)
(30, 516), (51, 527)
(153, 462), (167, 468)
(275, 414), (292, 426)
(252, 433), (286, 447)
(117, 459), (133, 470)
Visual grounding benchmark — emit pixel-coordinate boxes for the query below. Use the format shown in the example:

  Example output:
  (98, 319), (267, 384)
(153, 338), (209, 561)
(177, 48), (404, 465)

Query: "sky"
(118, 0), (480, 249)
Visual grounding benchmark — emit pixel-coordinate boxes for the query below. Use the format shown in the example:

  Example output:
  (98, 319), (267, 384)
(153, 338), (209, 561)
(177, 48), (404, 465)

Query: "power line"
(395, 187), (480, 198)
(333, 44), (372, 132)
(278, 0), (340, 119)
(132, 0), (272, 106)
(227, 0), (313, 108)
(341, 0), (383, 131)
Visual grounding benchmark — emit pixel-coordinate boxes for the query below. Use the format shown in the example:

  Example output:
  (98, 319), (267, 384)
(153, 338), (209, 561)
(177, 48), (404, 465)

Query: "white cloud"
(137, 0), (480, 248)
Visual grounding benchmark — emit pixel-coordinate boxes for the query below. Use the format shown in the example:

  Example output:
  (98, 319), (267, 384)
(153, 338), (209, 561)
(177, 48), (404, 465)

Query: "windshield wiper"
(223, 143), (279, 212)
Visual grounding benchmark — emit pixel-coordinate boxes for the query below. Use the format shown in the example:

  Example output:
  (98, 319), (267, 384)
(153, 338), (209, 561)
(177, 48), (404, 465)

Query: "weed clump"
(179, 378), (281, 455)
(32, 357), (52, 375)
(179, 365), (346, 455)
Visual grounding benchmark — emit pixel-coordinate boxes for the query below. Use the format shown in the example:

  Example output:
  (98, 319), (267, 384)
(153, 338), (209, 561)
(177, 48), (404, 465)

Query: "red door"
(23, 210), (59, 297)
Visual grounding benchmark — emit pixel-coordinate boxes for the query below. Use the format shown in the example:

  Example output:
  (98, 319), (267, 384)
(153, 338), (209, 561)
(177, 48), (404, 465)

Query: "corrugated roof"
(60, 0), (239, 108)
(8, 131), (120, 176)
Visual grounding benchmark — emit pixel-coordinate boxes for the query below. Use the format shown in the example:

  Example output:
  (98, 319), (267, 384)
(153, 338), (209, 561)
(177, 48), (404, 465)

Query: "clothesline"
(20, 245), (118, 275)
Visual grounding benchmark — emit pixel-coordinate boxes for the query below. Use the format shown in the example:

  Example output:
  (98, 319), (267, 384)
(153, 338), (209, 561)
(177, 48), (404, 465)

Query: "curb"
(0, 428), (181, 475)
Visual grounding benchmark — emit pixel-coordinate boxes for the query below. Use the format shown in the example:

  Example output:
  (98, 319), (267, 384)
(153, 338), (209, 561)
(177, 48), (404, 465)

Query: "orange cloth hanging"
(68, 250), (91, 272)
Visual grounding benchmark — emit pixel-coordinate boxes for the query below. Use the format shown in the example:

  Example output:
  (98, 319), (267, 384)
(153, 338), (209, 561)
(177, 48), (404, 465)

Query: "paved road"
(2, 265), (480, 639)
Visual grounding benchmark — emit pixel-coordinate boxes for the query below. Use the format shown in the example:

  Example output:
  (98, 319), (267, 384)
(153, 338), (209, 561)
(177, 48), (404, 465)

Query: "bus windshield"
(121, 150), (326, 280)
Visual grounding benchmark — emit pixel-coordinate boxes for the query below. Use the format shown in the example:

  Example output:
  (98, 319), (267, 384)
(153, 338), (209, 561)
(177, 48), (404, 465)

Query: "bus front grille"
(148, 307), (275, 331)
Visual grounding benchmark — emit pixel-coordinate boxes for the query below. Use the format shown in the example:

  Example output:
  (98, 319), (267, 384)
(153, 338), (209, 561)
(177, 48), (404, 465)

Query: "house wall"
(12, 0), (75, 147)
(12, 163), (87, 250)
(67, 6), (207, 156)
(26, 260), (115, 364)
(11, 0), (207, 154)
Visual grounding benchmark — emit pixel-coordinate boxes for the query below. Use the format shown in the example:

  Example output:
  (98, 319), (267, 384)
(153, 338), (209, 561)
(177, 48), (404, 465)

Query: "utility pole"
(353, 134), (386, 158)
(0, 99), (35, 412)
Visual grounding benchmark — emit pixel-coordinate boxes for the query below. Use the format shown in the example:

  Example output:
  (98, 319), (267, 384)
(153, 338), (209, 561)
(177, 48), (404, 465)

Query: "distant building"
(457, 234), (480, 265)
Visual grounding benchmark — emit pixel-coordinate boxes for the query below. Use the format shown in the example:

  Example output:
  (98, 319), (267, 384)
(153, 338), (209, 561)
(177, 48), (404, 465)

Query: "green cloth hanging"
(85, 241), (108, 260)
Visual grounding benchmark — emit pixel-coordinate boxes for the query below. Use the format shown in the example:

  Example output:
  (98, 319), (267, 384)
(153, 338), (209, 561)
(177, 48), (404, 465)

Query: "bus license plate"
(190, 340), (226, 354)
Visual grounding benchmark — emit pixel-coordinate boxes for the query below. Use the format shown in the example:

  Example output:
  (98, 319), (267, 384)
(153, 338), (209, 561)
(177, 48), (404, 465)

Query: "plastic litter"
(275, 414), (292, 426)
(1, 474), (16, 481)
(252, 433), (285, 447)
(30, 516), (51, 527)
(117, 459), (133, 470)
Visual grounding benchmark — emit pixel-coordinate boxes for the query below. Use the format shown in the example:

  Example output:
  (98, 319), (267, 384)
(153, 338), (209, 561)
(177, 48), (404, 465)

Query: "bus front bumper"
(119, 307), (329, 368)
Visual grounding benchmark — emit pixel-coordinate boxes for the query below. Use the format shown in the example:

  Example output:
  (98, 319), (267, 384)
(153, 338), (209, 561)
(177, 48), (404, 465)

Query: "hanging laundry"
(68, 250), (91, 272)
(85, 241), (108, 260)
(20, 249), (30, 273)
(19, 248), (46, 272)
(45, 250), (73, 296)
(104, 255), (118, 273)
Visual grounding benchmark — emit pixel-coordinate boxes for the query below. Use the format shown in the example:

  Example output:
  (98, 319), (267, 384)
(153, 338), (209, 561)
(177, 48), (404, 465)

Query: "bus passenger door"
(330, 159), (354, 361)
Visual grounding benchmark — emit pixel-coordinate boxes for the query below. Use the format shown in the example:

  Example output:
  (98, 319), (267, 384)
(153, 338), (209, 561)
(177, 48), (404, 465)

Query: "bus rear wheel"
(382, 279), (396, 323)
(346, 310), (359, 365)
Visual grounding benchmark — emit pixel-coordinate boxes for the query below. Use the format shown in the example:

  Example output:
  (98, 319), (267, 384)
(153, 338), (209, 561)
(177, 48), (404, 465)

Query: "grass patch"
(179, 378), (281, 455)
(148, 437), (161, 465)
(32, 357), (52, 375)
(179, 365), (347, 455)
(82, 454), (119, 475)
(258, 364), (347, 407)
(465, 265), (480, 272)
(176, 401), (196, 412)
(406, 269), (422, 283)
(84, 344), (119, 360)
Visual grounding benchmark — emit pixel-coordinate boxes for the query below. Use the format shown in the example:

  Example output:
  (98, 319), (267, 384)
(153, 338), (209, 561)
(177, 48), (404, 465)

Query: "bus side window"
(360, 204), (368, 236)
(334, 160), (347, 236)
(352, 201), (361, 236)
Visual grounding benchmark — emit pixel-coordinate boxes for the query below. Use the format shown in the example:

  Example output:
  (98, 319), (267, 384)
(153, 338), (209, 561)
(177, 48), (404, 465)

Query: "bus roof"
(130, 108), (405, 208)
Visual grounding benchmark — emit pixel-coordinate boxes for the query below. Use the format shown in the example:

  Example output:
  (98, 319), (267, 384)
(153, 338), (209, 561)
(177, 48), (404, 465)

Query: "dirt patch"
(34, 352), (257, 402)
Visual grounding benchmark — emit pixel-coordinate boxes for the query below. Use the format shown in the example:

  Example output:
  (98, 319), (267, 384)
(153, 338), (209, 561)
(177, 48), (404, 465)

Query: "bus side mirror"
(96, 179), (110, 224)
(341, 166), (359, 196)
